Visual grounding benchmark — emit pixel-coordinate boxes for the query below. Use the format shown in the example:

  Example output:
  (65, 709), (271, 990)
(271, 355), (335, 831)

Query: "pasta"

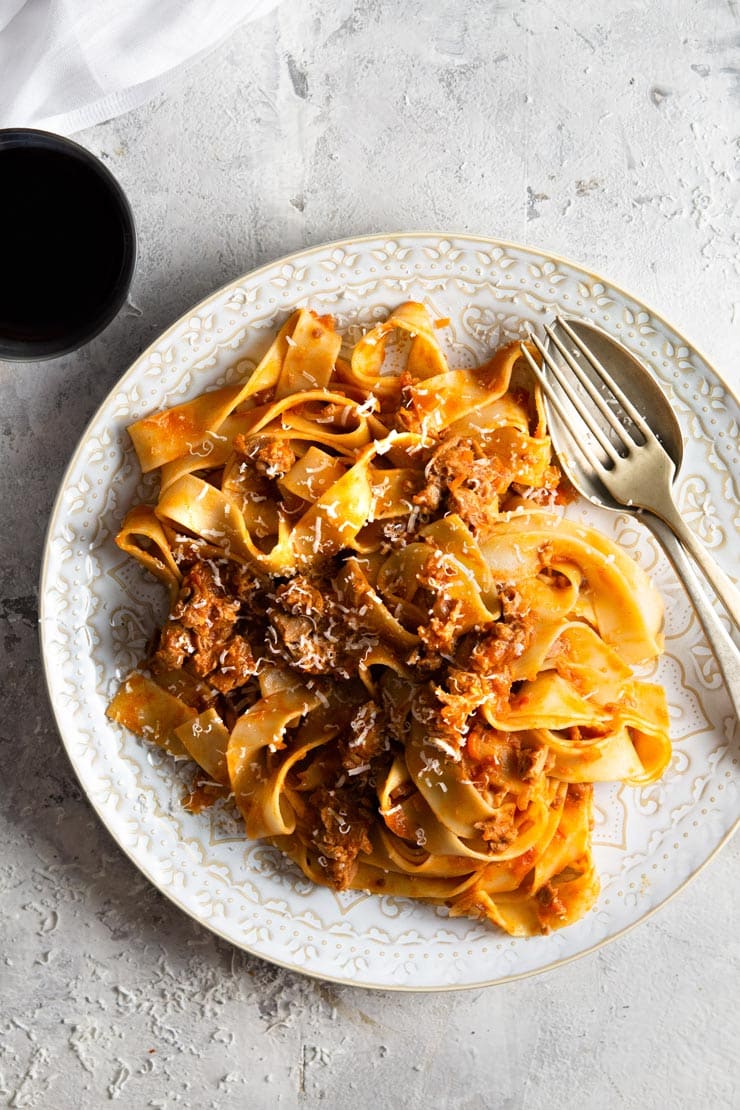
(107, 302), (671, 936)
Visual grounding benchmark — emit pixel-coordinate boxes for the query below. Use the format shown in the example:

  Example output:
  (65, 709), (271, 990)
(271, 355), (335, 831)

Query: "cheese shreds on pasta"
(107, 303), (670, 937)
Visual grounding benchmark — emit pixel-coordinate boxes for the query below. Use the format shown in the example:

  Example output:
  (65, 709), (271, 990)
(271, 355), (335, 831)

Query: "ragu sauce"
(0, 132), (135, 360)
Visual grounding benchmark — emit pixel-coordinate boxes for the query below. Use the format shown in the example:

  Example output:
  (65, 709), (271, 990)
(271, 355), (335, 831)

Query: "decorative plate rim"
(39, 231), (739, 992)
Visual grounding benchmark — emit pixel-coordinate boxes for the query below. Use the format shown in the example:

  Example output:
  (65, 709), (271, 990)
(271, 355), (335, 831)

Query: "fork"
(519, 316), (740, 629)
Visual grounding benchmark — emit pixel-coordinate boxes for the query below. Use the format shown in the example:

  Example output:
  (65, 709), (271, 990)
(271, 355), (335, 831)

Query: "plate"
(40, 233), (739, 990)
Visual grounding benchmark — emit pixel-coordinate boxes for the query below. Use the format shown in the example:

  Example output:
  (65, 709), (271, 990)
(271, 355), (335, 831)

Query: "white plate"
(40, 233), (739, 990)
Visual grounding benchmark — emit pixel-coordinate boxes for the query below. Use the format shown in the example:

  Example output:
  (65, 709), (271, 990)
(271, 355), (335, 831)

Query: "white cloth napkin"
(0, 0), (282, 135)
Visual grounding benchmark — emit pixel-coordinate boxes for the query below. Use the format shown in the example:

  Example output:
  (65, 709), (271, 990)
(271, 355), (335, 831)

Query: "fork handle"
(644, 516), (740, 720)
(650, 500), (740, 629)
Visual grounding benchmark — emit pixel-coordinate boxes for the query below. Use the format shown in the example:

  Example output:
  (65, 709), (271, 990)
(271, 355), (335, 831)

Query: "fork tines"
(519, 316), (660, 469)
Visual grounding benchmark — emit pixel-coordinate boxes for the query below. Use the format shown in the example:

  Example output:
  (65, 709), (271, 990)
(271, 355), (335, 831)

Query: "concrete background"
(1, 2), (738, 1107)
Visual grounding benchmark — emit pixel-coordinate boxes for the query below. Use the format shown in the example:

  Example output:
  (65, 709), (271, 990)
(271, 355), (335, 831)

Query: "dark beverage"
(0, 129), (136, 360)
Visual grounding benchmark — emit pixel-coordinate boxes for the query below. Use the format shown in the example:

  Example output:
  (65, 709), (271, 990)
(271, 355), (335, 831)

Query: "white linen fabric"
(0, 0), (282, 135)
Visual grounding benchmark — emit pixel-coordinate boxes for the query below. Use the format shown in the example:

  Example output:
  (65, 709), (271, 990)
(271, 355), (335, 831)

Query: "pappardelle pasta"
(108, 302), (670, 936)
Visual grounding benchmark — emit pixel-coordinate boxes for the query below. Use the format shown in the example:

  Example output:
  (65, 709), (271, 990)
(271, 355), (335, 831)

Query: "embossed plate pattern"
(40, 234), (739, 990)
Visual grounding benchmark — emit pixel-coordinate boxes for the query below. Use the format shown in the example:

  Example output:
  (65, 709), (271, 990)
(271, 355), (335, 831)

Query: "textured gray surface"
(1, 2), (739, 1107)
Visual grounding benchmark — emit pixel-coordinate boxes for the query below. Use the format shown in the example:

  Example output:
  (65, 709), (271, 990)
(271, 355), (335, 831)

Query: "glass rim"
(0, 128), (137, 361)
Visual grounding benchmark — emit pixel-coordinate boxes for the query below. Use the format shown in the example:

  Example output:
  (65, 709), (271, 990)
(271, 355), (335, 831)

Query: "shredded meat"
(498, 586), (532, 622)
(232, 433), (250, 457)
(207, 634), (257, 694)
(230, 566), (269, 614)
(154, 562), (240, 678)
(310, 400), (355, 427)
(517, 745), (549, 783)
(434, 669), (491, 740)
(341, 701), (388, 770)
(462, 720), (549, 795)
(402, 670), (488, 760)
(414, 549), (465, 658)
(265, 575), (380, 679)
(416, 599), (462, 660)
(448, 474), (504, 534)
(254, 438), (296, 478)
(267, 575), (336, 673)
(474, 810), (518, 853)
(467, 620), (530, 675)
(155, 622), (195, 671)
(307, 786), (374, 889)
(413, 435), (504, 534)
(380, 518), (418, 551)
(535, 881), (567, 926)
(394, 370), (423, 435)
(275, 576), (325, 617)
(269, 610), (339, 674)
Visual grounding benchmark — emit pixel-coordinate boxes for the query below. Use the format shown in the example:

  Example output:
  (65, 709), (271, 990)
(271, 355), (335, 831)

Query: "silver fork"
(520, 316), (740, 630)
